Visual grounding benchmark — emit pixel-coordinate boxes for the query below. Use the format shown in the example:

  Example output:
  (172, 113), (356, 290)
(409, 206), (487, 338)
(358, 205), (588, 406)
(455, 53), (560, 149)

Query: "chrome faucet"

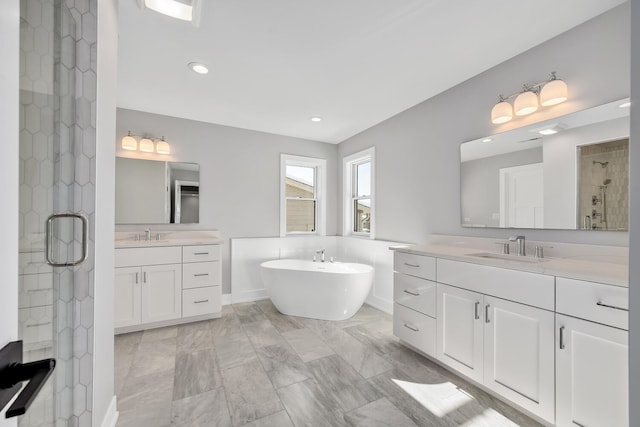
(144, 228), (151, 241)
(315, 249), (325, 263)
(509, 235), (526, 256)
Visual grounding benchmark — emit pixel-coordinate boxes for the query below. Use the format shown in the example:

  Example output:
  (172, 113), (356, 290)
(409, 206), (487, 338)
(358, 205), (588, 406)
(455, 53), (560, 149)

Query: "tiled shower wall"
(18, 0), (97, 426)
(578, 138), (629, 231)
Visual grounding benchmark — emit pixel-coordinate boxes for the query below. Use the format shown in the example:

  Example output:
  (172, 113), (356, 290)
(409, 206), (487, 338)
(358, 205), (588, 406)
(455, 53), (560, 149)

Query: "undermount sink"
(467, 252), (549, 263)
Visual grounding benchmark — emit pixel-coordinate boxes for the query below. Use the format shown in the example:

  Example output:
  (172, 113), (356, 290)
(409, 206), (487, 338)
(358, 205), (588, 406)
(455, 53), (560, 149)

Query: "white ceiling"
(117, 0), (625, 144)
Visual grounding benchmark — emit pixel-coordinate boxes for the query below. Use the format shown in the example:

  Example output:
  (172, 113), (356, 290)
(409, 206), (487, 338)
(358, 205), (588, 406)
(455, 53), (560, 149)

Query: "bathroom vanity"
(392, 236), (628, 426)
(114, 230), (223, 334)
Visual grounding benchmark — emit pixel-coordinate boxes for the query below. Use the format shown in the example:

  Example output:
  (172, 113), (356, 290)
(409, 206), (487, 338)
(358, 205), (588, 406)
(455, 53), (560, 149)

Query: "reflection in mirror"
(115, 157), (200, 224)
(460, 98), (629, 230)
(577, 138), (628, 230)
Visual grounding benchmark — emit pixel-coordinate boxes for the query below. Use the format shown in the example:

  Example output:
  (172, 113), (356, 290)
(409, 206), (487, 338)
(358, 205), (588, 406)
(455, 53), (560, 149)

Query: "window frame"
(280, 154), (327, 237)
(343, 147), (375, 238)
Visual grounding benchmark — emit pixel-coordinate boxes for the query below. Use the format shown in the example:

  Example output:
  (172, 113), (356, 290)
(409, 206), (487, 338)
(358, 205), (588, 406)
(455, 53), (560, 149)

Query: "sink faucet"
(509, 235), (526, 256)
(144, 228), (151, 241)
(315, 249), (325, 263)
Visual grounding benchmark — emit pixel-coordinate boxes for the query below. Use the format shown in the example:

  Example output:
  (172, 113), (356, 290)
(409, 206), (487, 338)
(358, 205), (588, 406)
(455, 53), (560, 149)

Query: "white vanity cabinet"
(114, 243), (222, 333)
(555, 278), (629, 427)
(392, 252), (437, 357)
(435, 258), (555, 423)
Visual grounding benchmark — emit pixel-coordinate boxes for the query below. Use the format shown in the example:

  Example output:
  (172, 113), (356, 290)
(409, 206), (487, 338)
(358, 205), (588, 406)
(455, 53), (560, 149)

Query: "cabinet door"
(437, 284), (483, 383)
(556, 314), (628, 427)
(141, 263), (182, 323)
(114, 267), (141, 329)
(483, 296), (554, 423)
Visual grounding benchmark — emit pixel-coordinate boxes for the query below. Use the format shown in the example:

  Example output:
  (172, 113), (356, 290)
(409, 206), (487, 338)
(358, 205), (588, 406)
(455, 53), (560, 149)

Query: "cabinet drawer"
(115, 246), (181, 267)
(393, 303), (436, 357)
(183, 245), (221, 263)
(393, 273), (436, 317)
(556, 277), (628, 330)
(182, 262), (221, 289)
(394, 252), (435, 280)
(183, 286), (221, 317)
(437, 259), (554, 310)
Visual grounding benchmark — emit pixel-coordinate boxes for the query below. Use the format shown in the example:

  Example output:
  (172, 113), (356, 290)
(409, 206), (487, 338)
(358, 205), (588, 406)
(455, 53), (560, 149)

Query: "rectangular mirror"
(115, 157), (200, 224)
(460, 98), (629, 230)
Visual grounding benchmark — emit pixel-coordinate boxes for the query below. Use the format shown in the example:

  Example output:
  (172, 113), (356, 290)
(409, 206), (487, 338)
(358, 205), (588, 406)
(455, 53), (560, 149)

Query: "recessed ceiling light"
(538, 129), (558, 135)
(310, 117), (322, 122)
(188, 62), (209, 75)
(619, 101), (631, 108)
(481, 138), (492, 143)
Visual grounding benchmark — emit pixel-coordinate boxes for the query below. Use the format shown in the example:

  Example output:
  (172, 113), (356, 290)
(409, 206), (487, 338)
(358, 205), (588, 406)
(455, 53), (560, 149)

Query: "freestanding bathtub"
(260, 259), (374, 321)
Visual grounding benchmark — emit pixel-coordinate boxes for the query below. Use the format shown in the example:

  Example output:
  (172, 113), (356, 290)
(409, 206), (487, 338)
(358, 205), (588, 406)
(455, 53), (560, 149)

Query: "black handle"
(0, 341), (56, 418)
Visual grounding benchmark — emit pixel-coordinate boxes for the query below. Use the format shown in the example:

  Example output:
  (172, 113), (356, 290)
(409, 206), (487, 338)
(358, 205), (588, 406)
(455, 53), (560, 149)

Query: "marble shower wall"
(578, 138), (629, 231)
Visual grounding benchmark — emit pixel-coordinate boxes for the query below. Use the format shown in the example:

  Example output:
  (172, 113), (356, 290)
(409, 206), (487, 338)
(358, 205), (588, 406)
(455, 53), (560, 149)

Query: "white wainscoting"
(230, 236), (405, 313)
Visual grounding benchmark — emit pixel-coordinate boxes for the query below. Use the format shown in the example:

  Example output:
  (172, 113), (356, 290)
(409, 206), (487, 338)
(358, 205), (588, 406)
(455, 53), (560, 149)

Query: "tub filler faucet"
(314, 249), (325, 263)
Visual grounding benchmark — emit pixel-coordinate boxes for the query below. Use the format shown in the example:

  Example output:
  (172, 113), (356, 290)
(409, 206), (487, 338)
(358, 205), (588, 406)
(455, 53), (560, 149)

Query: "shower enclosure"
(17, 0), (97, 425)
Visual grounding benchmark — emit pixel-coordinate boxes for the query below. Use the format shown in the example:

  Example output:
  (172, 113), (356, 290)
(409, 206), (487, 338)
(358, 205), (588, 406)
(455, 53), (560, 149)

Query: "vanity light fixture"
(120, 131), (171, 155)
(482, 138), (492, 143)
(310, 116), (323, 122)
(491, 72), (568, 124)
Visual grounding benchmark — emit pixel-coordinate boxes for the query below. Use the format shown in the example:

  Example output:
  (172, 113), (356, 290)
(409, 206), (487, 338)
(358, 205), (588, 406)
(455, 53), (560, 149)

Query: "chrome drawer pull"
(135, 272), (139, 284)
(485, 304), (490, 323)
(26, 289), (50, 293)
(403, 323), (419, 332)
(194, 299), (209, 304)
(403, 262), (419, 268)
(403, 289), (420, 296)
(474, 301), (480, 320)
(194, 252), (209, 255)
(596, 301), (628, 312)
(559, 326), (566, 350)
(194, 273), (209, 277)
(26, 322), (52, 328)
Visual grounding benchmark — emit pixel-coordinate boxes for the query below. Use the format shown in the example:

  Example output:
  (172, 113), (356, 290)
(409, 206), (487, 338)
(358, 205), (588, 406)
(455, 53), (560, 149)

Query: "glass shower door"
(18, 0), (96, 426)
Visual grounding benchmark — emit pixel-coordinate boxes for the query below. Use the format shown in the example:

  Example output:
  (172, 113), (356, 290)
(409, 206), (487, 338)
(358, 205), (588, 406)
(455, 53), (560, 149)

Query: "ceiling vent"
(137, 0), (201, 26)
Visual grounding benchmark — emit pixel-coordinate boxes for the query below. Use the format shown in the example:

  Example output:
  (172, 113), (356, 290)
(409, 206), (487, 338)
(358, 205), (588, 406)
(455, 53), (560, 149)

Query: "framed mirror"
(115, 157), (200, 224)
(460, 98), (629, 230)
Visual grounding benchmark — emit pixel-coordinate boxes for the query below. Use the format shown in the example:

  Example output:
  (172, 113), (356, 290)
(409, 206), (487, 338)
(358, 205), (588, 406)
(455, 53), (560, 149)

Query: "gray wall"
(115, 109), (338, 293)
(338, 4), (630, 246)
(629, 0), (638, 424)
(461, 147), (542, 227)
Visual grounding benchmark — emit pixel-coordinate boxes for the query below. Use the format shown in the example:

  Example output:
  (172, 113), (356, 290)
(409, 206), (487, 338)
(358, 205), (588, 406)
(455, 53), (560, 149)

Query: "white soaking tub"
(260, 259), (374, 321)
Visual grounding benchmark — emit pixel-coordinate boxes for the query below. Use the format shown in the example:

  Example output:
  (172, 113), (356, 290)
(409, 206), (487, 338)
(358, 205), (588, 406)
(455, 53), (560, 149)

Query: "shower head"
(603, 179), (612, 186)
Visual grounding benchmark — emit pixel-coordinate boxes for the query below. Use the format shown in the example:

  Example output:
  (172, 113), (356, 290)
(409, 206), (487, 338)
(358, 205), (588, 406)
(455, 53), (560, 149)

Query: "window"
(281, 154), (326, 236)
(343, 147), (374, 238)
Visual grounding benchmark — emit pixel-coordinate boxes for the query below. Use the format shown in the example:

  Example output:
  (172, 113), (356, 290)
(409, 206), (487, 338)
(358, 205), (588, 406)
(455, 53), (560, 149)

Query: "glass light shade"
(139, 138), (155, 153)
(156, 140), (171, 154)
(514, 91), (539, 116)
(491, 101), (513, 124)
(121, 135), (137, 150)
(540, 79), (568, 106)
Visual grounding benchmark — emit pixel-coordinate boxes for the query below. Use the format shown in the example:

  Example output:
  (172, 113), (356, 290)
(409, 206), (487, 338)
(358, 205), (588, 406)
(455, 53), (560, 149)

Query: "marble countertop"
(391, 243), (629, 287)
(115, 230), (223, 249)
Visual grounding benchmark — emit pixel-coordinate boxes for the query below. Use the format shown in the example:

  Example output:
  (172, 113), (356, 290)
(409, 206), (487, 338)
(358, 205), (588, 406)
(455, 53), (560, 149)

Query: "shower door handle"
(45, 213), (89, 267)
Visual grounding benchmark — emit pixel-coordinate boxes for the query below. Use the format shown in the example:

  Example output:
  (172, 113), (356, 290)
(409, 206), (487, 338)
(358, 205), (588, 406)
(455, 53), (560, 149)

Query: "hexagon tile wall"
(18, 0), (97, 426)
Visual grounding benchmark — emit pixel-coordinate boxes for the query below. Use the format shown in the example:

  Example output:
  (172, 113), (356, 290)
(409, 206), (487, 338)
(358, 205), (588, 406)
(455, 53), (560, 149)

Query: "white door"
(114, 267), (141, 329)
(556, 314), (628, 427)
(141, 264), (182, 323)
(500, 163), (544, 228)
(483, 296), (555, 423)
(437, 284), (484, 383)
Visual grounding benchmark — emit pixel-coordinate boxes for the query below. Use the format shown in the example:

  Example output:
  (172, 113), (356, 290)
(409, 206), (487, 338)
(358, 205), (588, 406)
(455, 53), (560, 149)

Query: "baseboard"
(365, 296), (393, 314)
(222, 293), (232, 305)
(99, 396), (118, 427)
(231, 290), (269, 304)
